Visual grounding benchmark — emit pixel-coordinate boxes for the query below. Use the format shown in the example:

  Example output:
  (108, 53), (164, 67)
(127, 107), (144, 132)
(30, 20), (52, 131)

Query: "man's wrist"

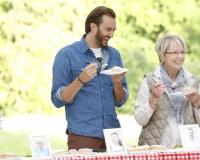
(77, 76), (86, 85)
(113, 81), (122, 90)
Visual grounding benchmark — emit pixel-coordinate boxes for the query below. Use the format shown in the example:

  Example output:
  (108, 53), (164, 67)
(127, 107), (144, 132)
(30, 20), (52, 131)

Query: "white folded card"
(179, 124), (200, 150)
(103, 128), (126, 153)
(29, 134), (52, 158)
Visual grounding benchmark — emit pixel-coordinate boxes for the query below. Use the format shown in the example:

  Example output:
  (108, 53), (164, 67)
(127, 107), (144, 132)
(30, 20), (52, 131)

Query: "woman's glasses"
(165, 51), (186, 55)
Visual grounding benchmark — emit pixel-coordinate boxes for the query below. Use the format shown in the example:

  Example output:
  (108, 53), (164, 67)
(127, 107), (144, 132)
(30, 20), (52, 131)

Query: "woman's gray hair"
(155, 34), (187, 62)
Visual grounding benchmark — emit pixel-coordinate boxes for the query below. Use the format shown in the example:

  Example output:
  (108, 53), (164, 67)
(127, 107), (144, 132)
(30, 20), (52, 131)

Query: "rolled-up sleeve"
(115, 87), (129, 107)
(51, 49), (71, 108)
(114, 51), (129, 107)
(134, 78), (154, 126)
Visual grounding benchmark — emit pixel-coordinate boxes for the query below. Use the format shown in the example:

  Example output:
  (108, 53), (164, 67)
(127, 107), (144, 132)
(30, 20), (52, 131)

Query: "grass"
(0, 130), (138, 156)
(0, 114), (140, 156)
(0, 130), (66, 156)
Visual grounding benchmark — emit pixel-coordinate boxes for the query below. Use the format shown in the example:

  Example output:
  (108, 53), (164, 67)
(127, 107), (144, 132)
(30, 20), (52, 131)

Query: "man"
(51, 6), (128, 150)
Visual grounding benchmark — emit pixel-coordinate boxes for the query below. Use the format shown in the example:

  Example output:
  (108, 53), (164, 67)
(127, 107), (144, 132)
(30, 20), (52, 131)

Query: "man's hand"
(112, 72), (126, 103)
(79, 63), (97, 83)
(112, 72), (125, 84)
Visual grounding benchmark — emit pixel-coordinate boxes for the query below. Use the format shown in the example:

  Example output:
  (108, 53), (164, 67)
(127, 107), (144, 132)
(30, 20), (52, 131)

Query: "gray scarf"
(160, 64), (185, 123)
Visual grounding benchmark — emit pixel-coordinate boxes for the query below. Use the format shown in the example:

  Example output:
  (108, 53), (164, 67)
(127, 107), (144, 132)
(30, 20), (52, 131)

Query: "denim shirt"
(51, 36), (129, 139)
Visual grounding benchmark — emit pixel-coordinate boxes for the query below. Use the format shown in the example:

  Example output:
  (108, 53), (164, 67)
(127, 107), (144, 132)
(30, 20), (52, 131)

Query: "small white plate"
(101, 67), (128, 75)
(169, 90), (198, 96)
(182, 89), (198, 95)
(169, 92), (182, 96)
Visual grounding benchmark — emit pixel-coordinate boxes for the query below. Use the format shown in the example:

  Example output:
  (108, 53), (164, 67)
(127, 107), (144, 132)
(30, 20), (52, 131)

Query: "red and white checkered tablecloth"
(146, 152), (159, 160)
(53, 150), (200, 160)
(187, 151), (200, 160)
(160, 150), (177, 160)
(174, 151), (189, 160)
(121, 154), (134, 160)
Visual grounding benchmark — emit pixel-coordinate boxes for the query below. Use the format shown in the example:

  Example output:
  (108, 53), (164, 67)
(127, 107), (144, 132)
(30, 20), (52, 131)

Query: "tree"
(0, 0), (200, 115)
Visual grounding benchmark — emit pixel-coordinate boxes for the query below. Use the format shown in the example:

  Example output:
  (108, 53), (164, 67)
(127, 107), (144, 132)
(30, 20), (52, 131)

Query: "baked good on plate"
(150, 145), (167, 150)
(127, 145), (150, 152)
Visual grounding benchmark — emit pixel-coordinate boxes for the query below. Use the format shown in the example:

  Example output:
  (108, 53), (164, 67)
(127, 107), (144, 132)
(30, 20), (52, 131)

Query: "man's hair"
(85, 6), (116, 34)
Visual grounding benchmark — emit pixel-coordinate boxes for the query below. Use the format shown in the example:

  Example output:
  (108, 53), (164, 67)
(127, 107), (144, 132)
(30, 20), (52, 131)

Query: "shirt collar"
(80, 34), (109, 54)
(80, 34), (89, 54)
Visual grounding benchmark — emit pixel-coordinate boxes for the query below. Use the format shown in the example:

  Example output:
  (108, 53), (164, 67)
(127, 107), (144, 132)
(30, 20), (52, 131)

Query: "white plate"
(100, 67), (128, 75)
(169, 89), (198, 96)
(182, 88), (198, 95)
(169, 92), (182, 96)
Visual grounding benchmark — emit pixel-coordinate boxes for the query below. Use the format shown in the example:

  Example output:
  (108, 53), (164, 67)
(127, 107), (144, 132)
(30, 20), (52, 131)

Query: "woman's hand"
(186, 92), (200, 107)
(149, 82), (166, 110)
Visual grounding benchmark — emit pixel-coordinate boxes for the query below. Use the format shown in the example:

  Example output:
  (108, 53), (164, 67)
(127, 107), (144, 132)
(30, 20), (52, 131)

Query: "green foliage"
(0, 130), (31, 156)
(0, 0), (200, 115)
(0, 130), (66, 156)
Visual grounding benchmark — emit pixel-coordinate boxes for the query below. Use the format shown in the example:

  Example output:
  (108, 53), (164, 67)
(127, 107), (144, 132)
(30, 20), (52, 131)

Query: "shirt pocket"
(101, 74), (113, 88)
(108, 57), (121, 68)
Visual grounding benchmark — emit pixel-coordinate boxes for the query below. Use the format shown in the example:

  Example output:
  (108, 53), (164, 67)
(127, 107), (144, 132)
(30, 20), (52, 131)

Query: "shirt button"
(101, 88), (104, 91)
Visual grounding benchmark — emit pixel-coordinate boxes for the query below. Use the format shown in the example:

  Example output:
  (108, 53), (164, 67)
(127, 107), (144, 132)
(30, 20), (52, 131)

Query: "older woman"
(134, 34), (200, 147)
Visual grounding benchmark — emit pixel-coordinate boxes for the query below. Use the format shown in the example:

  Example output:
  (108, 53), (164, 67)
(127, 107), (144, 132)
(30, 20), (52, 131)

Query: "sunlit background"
(1, 0), (200, 156)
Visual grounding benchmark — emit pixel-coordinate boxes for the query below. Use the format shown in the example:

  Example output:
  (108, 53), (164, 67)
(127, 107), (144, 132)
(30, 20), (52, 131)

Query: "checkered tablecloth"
(53, 150), (200, 160)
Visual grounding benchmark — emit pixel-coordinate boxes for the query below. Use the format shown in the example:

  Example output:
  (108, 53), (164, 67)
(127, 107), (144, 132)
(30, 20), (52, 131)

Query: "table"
(52, 150), (200, 160)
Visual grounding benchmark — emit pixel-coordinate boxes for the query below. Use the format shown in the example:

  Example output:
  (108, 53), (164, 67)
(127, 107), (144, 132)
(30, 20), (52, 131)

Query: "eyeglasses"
(165, 51), (186, 55)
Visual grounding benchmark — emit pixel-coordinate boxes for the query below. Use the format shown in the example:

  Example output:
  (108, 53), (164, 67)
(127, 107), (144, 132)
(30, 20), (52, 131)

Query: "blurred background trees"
(1, 0), (200, 116)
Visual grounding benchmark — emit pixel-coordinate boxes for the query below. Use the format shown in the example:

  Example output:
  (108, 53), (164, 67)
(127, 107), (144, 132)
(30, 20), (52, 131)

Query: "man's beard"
(95, 29), (109, 47)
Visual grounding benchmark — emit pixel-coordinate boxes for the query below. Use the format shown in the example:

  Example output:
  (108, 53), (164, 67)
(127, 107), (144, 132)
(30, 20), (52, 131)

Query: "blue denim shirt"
(51, 36), (129, 139)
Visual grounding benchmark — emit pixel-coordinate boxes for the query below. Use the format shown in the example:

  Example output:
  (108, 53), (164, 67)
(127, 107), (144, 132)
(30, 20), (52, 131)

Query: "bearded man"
(51, 6), (129, 150)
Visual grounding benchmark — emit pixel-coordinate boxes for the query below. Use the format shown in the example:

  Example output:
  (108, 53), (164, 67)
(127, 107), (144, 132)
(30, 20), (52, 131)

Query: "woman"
(134, 34), (200, 147)
(110, 132), (124, 152)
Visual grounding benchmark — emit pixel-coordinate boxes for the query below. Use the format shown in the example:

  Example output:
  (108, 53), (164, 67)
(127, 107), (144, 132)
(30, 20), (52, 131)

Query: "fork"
(152, 75), (169, 95)
(152, 76), (161, 83)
